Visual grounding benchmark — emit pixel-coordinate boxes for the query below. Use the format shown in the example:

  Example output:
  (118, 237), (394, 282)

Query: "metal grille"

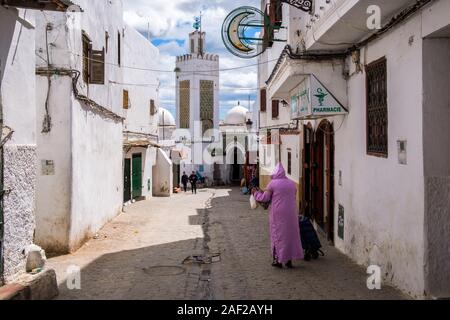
(366, 58), (388, 157)
(179, 80), (190, 129)
(200, 80), (214, 134)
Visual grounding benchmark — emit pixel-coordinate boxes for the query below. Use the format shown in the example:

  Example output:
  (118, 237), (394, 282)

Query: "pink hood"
(272, 163), (287, 180)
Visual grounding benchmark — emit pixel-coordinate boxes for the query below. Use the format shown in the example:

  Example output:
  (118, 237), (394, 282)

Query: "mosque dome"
(224, 104), (250, 125)
(158, 108), (176, 127)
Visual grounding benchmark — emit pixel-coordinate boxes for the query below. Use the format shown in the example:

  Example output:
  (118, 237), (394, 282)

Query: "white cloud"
(124, 0), (260, 119)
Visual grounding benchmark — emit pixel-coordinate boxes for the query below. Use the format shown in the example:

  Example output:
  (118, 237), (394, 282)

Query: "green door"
(132, 154), (143, 199)
(124, 158), (132, 202)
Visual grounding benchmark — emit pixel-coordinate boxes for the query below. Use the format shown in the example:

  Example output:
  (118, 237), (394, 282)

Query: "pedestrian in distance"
(181, 172), (189, 193)
(189, 171), (198, 195)
(252, 163), (304, 269)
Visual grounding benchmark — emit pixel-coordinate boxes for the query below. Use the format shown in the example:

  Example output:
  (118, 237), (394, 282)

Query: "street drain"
(142, 266), (186, 277)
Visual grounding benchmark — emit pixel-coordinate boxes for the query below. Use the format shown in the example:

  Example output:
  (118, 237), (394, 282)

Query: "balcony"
(305, 0), (417, 51)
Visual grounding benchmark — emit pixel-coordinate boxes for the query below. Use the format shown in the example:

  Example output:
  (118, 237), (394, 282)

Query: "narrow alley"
(47, 188), (406, 300)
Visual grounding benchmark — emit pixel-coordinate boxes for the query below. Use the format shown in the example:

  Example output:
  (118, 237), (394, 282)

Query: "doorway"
(302, 125), (313, 218)
(312, 120), (335, 243)
(132, 153), (142, 199)
(124, 158), (132, 203)
(173, 164), (181, 188)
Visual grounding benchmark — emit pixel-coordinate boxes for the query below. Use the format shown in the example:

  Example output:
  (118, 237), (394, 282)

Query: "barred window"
(366, 58), (388, 157)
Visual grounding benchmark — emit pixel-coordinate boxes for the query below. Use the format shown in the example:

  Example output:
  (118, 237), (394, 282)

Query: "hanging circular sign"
(222, 6), (269, 59)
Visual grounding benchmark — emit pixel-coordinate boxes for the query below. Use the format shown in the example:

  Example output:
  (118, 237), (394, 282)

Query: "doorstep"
(0, 269), (59, 300)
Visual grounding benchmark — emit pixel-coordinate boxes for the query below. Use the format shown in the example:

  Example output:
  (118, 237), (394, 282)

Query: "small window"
(287, 151), (292, 175)
(150, 99), (157, 116)
(82, 31), (105, 85)
(82, 32), (91, 83)
(366, 57), (388, 157)
(123, 90), (130, 109)
(260, 89), (267, 112)
(272, 100), (279, 119)
(190, 39), (195, 53)
(89, 48), (105, 85)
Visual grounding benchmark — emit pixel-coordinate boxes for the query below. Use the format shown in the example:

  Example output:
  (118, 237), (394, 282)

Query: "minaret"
(175, 17), (220, 181)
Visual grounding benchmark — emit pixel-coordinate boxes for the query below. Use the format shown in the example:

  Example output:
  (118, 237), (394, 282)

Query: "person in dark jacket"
(181, 172), (189, 192)
(189, 171), (198, 194)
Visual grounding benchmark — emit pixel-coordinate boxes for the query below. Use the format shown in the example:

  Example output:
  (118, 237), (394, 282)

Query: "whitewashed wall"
(122, 25), (159, 135)
(332, 14), (425, 298)
(122, 25), (160, 200)
(153, 149), (173, 197)
(35, 0), (125, 253)
(0, 8), (37, 283)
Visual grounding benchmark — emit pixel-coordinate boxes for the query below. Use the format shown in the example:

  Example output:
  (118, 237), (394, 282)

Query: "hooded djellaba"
(253, 163), (304, 268)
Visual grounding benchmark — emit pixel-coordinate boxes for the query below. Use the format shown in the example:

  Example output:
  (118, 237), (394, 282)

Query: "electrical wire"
(108, 80), (260, 92)
(67, 50), (280, 74)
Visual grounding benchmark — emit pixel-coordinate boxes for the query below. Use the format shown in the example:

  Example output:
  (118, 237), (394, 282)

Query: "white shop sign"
(291, 75), (348, 120)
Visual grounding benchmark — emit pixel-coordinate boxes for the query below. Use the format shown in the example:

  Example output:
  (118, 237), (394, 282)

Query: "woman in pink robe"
(253, 163), (304, 268)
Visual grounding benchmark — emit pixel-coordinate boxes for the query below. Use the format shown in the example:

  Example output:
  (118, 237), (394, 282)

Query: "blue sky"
(124, 0), (260, 120)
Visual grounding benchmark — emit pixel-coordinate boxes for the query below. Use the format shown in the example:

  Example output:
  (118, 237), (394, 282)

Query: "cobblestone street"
(47, 188), (407, 300)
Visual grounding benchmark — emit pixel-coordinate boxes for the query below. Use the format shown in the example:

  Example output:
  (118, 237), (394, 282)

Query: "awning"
(1, 0), (81, 11)
(267, 54), (348, 121)
(123, 139), (161, 149)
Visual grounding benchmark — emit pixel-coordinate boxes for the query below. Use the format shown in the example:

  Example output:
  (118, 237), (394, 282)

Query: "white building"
(122, 25), (164, 202)
(33, 0), (166, 255)
(217, 104), (256, 185)
(175, 29), (220, 184)
(255, 0), (450, 298)
(158, 107), (181, 190)
(0, 0), (73, 285)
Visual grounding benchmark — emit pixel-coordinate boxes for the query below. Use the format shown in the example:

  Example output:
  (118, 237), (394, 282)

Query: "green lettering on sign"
(313, 107), (342, 113)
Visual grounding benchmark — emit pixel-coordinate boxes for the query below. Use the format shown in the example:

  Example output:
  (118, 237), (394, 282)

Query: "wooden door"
(324, 123), (335, 243)
(312, 128), (325, 229)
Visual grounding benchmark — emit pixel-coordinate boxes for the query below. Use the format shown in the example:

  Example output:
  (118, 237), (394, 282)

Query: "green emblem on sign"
(314, 88), (328, 106)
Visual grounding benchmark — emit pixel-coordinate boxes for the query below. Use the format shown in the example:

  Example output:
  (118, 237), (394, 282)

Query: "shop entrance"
(311, 120), (335, 243)
(302, 125), (313, 218)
